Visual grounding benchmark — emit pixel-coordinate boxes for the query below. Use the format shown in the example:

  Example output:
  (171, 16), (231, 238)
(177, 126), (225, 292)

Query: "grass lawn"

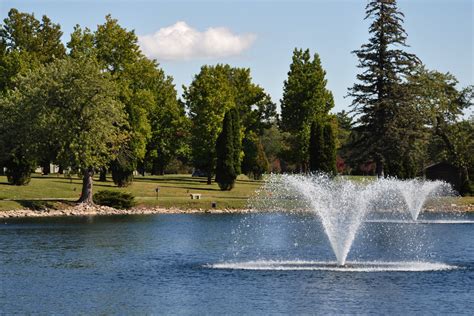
(0, 173), (472, 211)
(0, 173), (264, 211)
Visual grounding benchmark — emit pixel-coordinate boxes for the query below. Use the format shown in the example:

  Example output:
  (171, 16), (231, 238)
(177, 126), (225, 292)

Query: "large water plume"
(251, 174), (453, 265)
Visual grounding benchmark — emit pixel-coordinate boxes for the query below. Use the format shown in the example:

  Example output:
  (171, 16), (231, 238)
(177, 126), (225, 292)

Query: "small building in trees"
(425, 162), (462, 193)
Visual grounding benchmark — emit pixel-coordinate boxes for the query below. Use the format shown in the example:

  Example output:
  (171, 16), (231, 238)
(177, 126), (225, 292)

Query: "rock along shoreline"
(0, 202), (472, 219)
(0, 203), (255, 219)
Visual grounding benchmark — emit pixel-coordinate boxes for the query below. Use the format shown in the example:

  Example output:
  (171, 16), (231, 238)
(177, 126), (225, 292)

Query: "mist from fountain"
(253, 174), (453, 266)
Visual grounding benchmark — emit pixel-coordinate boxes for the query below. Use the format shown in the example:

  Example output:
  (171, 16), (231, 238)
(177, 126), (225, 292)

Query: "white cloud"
(138, 21), (256, 61)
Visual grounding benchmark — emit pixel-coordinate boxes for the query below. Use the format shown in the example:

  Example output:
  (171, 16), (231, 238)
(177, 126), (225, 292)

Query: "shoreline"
(0, 203), (472, 219)
(0, 204), (255, 219)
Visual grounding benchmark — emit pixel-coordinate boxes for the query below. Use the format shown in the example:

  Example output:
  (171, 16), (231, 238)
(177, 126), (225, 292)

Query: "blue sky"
(1, 0), (473, 115)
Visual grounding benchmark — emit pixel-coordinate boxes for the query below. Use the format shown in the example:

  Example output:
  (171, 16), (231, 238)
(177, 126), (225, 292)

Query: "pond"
(1, 212), (473, 314)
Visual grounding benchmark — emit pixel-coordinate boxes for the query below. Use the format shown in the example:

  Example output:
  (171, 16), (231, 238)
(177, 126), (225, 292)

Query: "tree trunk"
(99, 167), (107, 182)
(42, 161), (50, 175)
(460, 166), (471, 196)
(58, 165), (64, 175)
(78, 168), (94, 204)
(137, 163), (146, 176)
(207, 172), (212, 185)
(151, 161), (160, 175)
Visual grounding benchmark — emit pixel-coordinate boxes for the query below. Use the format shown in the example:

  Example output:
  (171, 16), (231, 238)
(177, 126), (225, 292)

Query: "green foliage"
(184, 64), (276, 182)
(110, 160), (134, 187)
(0, 9), (65, 91)
(230, 108), (242, 175)
(0, 9), (65, 62)
(94, 15), (141, 74)
(67, 25), (95, 58)
(227, 67), (276, 136)
(309, 121), (337, 175)
(1, 56), (128, 180)
(93, 17), (152, 185)
(322, 123), (337, 175)
(460, 180), (473, 197)
(280, 48), (334, 170)
(184, 65), (236, 181)
(335, 110), (352, 149)
(215, 111), (237, 190)
(93, 190), (136, 209)
(68, 15), (179, 185)
(0, 9), (67, 184)
(409, 67), (473, 172)
(254, 139), (270, 179)
(259, 123), (288, 172)
(309, 120), (324, 172)
(348, 0), (420, 177)
(0, 89), (39, 185)
(242, 132), (269, 180)
(5, 156), (33, 185)
(145, 66), (189, 176)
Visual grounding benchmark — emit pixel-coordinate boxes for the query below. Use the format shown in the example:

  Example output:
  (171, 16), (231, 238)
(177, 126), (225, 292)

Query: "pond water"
(1, 212), (474, 314)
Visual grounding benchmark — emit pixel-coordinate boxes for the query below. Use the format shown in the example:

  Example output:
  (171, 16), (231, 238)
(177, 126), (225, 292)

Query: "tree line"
(0, 0), (472, 202)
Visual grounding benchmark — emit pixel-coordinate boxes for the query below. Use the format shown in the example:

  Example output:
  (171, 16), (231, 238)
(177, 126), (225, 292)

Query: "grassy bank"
(1, 173), (472, 212)
(0, 173), (263, 211)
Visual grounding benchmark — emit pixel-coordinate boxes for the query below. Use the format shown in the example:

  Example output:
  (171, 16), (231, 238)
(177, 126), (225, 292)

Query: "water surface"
(1, 213), (473, 314)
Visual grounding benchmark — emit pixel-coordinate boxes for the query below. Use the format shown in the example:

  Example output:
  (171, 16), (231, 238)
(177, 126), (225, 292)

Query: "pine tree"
(215, 111), (236, 190)
(348, 0), (420, 177)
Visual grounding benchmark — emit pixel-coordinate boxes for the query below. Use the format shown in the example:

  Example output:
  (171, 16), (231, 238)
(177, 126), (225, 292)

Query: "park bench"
(190, 193), (202, 200)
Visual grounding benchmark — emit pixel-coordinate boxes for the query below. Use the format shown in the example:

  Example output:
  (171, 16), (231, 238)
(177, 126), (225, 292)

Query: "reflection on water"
(1, 213), (474, 314)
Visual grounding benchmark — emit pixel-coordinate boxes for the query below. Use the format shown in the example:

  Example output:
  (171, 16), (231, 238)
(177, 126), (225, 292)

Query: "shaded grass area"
(0, 173), (263, 211)
(0, 173), (471, 211)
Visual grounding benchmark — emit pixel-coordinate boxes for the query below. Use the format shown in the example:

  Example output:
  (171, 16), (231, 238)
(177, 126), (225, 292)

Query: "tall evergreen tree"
(348, 0), (420, 177)
(230, 107), (242, 175)
(322, 123), (337, 175)
(215, 111), (236, 190)
(280, 48), (334, 172)
(309, 120), (324, 172)
(309, 120), (337, 175)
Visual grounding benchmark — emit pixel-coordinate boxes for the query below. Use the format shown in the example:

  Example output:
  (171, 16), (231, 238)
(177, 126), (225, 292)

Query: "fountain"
(373, 178), (452, 220)
(250, 174), (455, 266)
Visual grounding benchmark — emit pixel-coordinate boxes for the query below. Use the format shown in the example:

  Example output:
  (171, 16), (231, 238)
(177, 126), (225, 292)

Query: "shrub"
(110, 161), (134, 187)
(5, 158), (33, 185)
(93, 190), (136, 209)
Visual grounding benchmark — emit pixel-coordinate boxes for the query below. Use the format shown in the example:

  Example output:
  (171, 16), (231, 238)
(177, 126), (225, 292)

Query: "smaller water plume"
(371, 178), (453, 220)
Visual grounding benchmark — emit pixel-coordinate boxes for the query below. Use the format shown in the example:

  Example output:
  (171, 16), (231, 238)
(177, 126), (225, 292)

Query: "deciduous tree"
(184, 65), (236, 184)
(280, 48), (334, 172)
(1, 57), (128, 201)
